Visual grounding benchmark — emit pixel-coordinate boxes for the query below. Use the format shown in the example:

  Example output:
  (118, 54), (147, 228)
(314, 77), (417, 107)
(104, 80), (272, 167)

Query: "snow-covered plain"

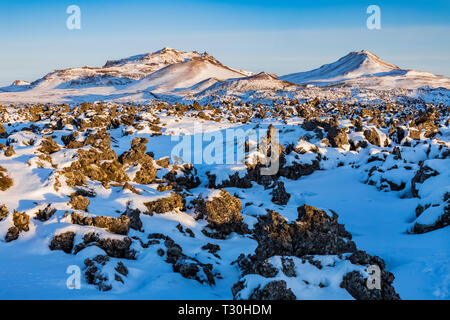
(0, 48), (448, 300)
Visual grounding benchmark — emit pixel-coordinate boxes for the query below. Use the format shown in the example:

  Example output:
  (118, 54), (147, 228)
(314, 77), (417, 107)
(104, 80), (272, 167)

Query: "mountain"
(30, 47), (208, 90)
(126, 54), (251, 93)
(281, 50), (401, 84)
(281, 50), (450, 89)
(0, 48), (449, 105)
(0, 48), (255, 104)
(196, 72), (299, 96)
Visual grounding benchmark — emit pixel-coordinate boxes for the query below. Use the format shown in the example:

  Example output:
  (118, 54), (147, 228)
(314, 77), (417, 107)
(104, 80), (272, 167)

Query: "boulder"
(143, 193), (184, 214)
(69, 195), (90, 211)
(195, 190), (247, 237)
(327, 125), (348, 149)
(411, 165), (439, 198)
(248, 280), (296, 300)
(271, 181), (291, 205)
(49, 231), (76, 253)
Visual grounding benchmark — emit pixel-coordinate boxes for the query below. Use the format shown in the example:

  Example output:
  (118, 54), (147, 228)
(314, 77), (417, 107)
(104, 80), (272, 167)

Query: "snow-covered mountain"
(0, 49), (449, 301)
(196, 72), (299, 96)
(30, 47), (217, 90)
(126, 54), (250, 93)
(281, 50), (450, 89)
(0, 48), (449, 105)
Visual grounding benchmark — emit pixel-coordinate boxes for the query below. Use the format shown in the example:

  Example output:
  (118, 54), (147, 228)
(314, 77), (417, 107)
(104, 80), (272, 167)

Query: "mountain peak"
(103, 47), (201, 68)
(280, 50), (401, 85)
(356, 49), (374, 55)
(350, 50), (400, 69)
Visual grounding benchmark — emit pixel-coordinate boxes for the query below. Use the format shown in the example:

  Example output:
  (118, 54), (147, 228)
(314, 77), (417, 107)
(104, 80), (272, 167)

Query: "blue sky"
(0, 0), (449, 86)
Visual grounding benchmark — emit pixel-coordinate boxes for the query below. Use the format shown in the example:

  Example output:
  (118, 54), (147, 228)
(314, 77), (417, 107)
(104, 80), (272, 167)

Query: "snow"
(127, 57), (247, 93)
(237, 255), (366, 300)
(280, 50), (450, 90)
(0, 48), (449, 301)
(282, 168), (449, 299)
(281, 50), (402, 84)
(1, 48), (448, 105)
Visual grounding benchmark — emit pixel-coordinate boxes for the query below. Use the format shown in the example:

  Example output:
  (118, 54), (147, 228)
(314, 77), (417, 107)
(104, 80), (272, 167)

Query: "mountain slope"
(281, 50), (450, 89)
(127, 54), (250, 93)
(281, 50), (403, 84)
(30, 47), (204, 90)
(196, 72), (299, 96)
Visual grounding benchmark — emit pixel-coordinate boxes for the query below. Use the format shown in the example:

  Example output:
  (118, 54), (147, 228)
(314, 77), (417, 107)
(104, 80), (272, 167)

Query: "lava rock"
(143, 193), (184, 214)
(69, 195), (90, 211)
(195, 190), (248, 238)
(248, 280), (296, 300)
(49, 231), (76, 253)
(271, 181), (291, 205)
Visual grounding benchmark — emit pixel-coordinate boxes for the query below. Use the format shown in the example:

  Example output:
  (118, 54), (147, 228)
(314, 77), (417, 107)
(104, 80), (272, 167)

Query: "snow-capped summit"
(281, 50), (403, 85)
(23, 47), (253, 93)
(281, 50), (450, 90)
(195, 72), (299, 96)
(125, 51), (253, 93)
(103, 47), (200, 68)
(29, 47), (208, 90)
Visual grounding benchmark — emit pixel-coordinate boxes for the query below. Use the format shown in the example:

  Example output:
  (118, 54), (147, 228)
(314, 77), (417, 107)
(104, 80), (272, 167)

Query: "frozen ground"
(0, 100), (448, 300)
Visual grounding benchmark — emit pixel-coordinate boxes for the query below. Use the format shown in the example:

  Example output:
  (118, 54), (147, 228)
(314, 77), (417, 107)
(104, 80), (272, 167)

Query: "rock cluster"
(194, 190), (248, 238)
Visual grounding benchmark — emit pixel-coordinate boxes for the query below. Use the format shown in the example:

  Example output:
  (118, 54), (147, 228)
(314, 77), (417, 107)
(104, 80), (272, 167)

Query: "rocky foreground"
(0, 99), (448, 299)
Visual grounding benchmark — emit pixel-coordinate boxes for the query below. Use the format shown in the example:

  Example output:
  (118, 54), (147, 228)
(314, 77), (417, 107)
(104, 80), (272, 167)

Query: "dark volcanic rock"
(34, 204), (57, 221)
(84, 255), (112, 291)
(271, 181), (291, 205)
(411, 165), (439, 198)
(281, 257), (296, 277)
(252, 206), (356, 261)
(122, 207), (143, 231)
(5, 227), (20, 242)
(364, 128), (382, 146)
(248, 280), (296, 300)
(340, 250), (400, 300)
(341, 270), (400, 300)
(195, 190), (248, 238)
(164, 164), (201, 190)
(327, 125), (348, 149)
(163, 237), (217, 285)
(73, 232), (136, 259)
(410, 204), (449, 234)
(49, 231), (76, 253)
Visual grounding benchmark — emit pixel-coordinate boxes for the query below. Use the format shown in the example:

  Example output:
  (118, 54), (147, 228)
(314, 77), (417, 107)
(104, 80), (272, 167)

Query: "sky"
(0, 0), (449, 86)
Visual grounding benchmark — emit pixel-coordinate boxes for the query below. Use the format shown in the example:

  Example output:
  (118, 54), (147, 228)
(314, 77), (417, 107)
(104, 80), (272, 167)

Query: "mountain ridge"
(1, 48), (449, 104)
